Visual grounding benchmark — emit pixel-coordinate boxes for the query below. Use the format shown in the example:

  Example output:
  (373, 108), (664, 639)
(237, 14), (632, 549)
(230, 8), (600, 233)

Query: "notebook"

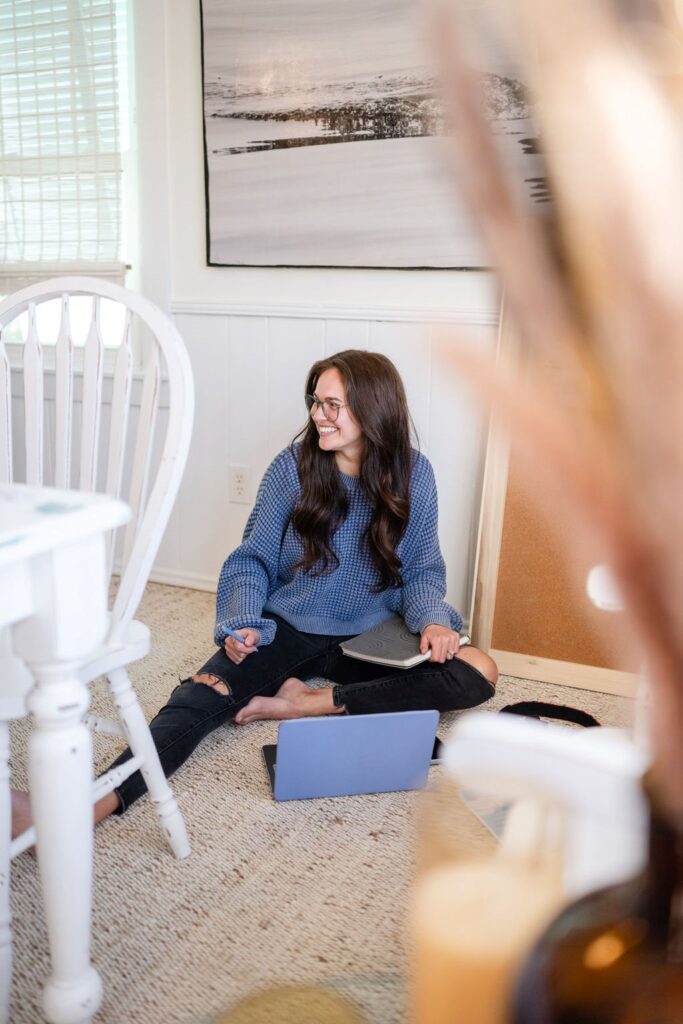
(261, 709), (439, 801)
(339, 614), (471, 669)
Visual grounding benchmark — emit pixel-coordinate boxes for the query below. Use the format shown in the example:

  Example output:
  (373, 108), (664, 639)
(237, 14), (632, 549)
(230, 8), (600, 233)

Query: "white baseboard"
(148, 567), (217, 593)
(491, 650), (638, 698)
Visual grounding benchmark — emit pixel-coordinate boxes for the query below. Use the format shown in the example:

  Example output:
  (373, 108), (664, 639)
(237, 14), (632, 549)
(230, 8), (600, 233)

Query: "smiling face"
(310, 367), (365, 476)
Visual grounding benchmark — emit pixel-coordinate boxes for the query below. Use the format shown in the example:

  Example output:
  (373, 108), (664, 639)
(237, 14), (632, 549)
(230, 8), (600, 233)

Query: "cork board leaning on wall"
(469, 312), (638, 698)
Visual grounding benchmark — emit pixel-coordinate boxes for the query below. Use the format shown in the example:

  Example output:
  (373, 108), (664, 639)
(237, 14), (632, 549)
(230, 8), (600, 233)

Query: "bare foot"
(234, 677), (344, 725)
(95, 791), (122, 825)
(11, 787), (120, 844)
(11, 789), (33, 840)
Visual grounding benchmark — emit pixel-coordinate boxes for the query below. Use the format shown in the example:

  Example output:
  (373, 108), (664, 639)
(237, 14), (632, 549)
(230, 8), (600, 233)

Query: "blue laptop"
(261, 709), (439, 801)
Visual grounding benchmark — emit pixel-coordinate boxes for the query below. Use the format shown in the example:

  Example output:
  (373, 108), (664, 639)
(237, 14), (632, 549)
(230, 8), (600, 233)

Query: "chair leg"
(0, 721), (12, 1024)
(106, 667), (190, 859)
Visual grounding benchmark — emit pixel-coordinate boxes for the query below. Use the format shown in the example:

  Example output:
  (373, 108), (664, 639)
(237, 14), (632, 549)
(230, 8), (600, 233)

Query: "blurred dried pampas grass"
(434, 0), (683, 814)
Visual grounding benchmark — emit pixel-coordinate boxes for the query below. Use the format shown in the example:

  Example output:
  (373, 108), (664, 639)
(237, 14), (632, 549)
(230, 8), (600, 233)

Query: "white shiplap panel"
(323, 319), (370, 356)
(267, 318), (325, 458)
(227, 315), (269, 486)
(155, 313), (233, 588)
(429, 325), (498, 619)
(368, 320), (433, 452)
(147, 309), (496, 615)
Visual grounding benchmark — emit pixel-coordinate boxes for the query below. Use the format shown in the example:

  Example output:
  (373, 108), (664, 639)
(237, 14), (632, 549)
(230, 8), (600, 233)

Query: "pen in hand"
(224, 626), (247, 645)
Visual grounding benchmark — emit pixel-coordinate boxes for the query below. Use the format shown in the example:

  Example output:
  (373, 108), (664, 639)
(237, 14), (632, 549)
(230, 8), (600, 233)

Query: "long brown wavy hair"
(291, 350), (415, 590)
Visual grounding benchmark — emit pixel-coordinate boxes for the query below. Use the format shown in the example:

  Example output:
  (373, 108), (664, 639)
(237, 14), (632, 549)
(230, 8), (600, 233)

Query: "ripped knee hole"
(193, 673), (231, 696)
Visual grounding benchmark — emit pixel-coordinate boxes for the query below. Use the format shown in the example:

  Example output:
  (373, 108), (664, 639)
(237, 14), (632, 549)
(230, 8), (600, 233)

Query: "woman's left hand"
(420, 624), (461, 663)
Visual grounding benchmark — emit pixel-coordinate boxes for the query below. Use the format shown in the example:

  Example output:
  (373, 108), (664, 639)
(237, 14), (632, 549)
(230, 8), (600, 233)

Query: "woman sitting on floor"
(12, 348), (497, 831)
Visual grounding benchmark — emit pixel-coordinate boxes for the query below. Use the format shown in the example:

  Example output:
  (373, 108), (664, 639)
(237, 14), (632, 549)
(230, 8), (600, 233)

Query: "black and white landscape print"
(201, 0), (541, 268)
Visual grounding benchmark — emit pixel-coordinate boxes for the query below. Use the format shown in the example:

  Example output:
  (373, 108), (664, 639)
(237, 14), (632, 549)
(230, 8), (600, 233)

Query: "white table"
(0, 484), (130, 1024)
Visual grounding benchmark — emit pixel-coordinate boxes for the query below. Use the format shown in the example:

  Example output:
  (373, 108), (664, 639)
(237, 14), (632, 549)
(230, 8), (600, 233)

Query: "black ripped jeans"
(110, 613), (495, 812)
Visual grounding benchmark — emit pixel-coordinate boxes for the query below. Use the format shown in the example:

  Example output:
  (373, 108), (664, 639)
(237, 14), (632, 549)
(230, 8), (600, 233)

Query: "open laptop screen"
(262, 709), (439, 801)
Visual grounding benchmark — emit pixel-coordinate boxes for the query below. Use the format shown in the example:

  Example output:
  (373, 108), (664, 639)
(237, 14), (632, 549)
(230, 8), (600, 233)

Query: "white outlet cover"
(229, 465), (251, 504)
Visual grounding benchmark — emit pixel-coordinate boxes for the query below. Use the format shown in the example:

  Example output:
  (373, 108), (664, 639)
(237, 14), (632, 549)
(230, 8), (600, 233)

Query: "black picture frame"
(199, 0), (535, 270)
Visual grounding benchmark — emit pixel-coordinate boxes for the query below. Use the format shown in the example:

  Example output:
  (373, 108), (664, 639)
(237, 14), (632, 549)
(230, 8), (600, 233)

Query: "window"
(0, 0), (129, 294)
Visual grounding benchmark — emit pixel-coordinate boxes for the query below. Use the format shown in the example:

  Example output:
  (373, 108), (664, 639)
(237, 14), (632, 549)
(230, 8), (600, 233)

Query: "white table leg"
(0, 624), (37, 1023)
(0, 720), (11, 1024)
(27, 665), (102, 1024)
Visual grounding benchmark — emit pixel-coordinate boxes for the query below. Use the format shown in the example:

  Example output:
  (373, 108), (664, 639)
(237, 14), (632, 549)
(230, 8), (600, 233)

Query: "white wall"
(135, 1), (500, 625)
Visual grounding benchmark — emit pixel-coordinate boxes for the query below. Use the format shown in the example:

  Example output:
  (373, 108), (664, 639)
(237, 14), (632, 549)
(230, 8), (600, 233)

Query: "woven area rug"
(9, 584), (635, 1024)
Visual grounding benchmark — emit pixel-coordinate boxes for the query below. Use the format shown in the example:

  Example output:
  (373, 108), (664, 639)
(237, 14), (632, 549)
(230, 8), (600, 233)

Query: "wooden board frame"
(468, 299), (516, 651)
(469, 303), (637, 698)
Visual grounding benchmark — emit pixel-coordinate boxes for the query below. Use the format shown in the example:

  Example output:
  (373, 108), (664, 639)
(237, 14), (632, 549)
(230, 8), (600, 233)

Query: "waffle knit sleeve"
(214, 449), (299, 647)
(399, 457), (464, 636)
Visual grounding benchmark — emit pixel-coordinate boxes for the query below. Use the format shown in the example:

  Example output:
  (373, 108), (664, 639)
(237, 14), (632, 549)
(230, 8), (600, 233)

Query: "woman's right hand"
(224, 628), (261, 665)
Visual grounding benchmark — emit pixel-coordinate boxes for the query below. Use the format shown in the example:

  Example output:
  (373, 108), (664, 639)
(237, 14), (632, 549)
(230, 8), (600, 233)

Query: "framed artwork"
(200, 0), (539, 269)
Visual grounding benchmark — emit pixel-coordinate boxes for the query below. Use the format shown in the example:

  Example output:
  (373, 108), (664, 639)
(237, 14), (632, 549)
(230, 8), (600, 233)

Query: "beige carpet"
(9, 583), (635, 1024)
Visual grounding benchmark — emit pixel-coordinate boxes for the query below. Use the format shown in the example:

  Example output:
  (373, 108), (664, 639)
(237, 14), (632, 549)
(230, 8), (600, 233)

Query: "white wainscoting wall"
(152, 302), (498, 628)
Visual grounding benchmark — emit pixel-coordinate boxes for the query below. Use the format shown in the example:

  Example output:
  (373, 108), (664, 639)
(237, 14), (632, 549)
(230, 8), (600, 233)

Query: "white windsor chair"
(0, 277), (194, 863)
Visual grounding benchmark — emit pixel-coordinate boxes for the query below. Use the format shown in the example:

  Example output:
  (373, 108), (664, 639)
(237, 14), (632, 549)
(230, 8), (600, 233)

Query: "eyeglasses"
(305, 394), (348, 421)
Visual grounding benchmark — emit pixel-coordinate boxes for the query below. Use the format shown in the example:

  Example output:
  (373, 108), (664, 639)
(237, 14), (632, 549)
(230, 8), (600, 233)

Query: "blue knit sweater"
(214, 445), (463, 646)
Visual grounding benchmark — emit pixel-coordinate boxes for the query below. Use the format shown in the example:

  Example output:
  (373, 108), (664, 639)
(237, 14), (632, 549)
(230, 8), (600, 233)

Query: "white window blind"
(0, 0), (128, 292)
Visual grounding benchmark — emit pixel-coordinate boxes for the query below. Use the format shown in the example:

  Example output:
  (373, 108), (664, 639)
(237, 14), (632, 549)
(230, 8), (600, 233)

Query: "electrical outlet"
(229, 465), (251, 504)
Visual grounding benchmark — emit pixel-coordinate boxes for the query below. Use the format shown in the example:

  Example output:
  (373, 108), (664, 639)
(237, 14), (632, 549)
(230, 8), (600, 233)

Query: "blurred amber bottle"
(512, 780), (683, 1024)
(410, 777), (566, 1024)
